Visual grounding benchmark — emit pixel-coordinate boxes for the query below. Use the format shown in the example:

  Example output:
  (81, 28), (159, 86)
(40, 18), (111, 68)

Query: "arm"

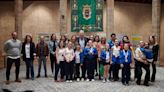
(48, 41), (55, 55)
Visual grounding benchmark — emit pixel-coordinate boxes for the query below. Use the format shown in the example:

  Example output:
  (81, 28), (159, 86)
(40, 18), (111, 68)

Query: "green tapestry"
(71, 0), (104, 32)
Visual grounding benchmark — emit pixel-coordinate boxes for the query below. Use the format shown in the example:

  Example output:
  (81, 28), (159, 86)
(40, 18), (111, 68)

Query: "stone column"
(152, 0), (162, 66)
(106, 0), (114, 39)
(15, 0), (23, 40)
(59, 0), (68, 35)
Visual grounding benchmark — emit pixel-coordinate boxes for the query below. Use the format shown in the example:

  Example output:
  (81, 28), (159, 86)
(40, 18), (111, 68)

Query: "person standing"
(77, 30), (88, 81)
(100, 44), (111, 83)
(22, 35), (36, 80)
(135, 41), (150, 86)
(120, 44), (133, 86)
(148, 36), (159, 82)
(84, 40), (98, 82)
(111, 39), (121, 81)
(108, 33), (117, 80)
(4, 31), (22, 85)
(36, 36), (49, 78)
(55, 41), (65, 82)
(48, 34), (58, 74)
(64, 41), (75, 83)
(74, 44), (83, 81)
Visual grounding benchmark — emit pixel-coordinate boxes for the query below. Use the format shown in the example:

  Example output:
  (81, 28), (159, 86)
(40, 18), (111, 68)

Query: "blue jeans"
(38, 56), (47, 76)
(25, 58), (34, 79)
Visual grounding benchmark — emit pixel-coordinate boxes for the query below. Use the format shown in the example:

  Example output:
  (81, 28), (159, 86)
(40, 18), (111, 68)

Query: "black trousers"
(151, 62), (156, 81)
(86, 60), (95, 80)
(75, 63), (80, 78)
(65, 61), (74, 80)
(122, 63), (130, 84)
(6, 58), (20, 81)
(81, 61), (87, 79)
(50, 54), (56, 74)
(54, 61), (65, 80)
(109, 64), (113, 79)
(113, 64), (120, 81)
(136, 61), (150, 84)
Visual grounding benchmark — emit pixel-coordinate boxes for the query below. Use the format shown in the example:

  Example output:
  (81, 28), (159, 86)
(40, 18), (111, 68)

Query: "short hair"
(111, 33), (116, 37)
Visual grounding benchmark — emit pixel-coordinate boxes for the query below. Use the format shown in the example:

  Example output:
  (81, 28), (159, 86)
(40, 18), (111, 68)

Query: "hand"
(110, 61), (113, 65)
(153, 61), (157, 64)
(2, 53), (6, 57)
(130, 64), (135, 68)
(98, 58), (101, 61)
(120, 64), (124, 68)
(144, 60), (149, 65)
(80, 64), (83, 66)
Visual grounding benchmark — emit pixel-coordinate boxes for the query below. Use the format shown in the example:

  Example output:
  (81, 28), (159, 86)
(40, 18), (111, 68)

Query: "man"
(36, 36), (49, 78)
(108, 33), (117, 80)
(4, 31), (22, 85)
(135, 41), (150, 86)
(77, 30), (88, 81)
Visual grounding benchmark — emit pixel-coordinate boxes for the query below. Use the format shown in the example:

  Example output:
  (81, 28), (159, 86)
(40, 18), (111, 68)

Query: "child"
(120, 44), (132, 86)
(55, 41), (65, 82)
(100, 44), (111, 83)
(140, 42), (153, 63)
(75, 44), (83, 81)
(84, 40), (98, 81)
(111, 39), (120, 81)
(64, 41), (75, 83)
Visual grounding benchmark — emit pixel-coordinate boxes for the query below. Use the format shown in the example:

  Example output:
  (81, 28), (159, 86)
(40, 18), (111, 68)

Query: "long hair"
(50, 34), (56, 41)
(24, 35), (33, 43)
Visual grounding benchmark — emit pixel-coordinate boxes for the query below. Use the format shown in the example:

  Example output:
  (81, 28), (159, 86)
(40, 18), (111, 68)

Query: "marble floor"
(0, 64), (164, 92)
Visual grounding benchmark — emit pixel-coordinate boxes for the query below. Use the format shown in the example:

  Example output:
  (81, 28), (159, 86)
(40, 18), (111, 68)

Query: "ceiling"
(0, 0), (163, 4)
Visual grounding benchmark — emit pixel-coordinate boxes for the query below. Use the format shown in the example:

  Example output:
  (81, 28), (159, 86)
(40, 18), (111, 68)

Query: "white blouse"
(75, 51), (80, 64)
(64, 48), (75, 62)
(56, 48), (65, 63)
(112, 46), (120, 57)
(25, 43), (30, 58)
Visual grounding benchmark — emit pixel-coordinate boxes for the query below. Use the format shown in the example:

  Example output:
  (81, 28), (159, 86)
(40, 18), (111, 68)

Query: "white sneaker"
(77, 78), (80, 82)
(70, 80), (73, 83)
(106, 79), (109, 82)
(66, 80), (69, 83)
(91, 79), (95, 82)
(103, 79), (106, 83)
(86, 79), (90, 82)
(81, 78), (84, 81)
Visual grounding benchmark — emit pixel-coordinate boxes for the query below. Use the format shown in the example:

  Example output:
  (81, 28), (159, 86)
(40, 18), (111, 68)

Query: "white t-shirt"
(75, 51), (80, 64)
(112, 46), (120, 57)
(56, 48), (65, 62)
(25, 43), (30, 58)
(64, 48), (75, 62)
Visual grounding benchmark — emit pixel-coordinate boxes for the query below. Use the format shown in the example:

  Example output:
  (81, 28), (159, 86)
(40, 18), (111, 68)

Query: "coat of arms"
(82, 4), (91, 20)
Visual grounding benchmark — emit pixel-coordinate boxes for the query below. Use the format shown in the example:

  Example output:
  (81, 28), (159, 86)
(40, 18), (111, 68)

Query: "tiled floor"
(0, 64), (164, 92)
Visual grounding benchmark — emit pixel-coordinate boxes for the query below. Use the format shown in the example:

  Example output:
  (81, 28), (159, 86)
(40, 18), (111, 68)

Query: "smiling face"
(124, 44), (129, 50)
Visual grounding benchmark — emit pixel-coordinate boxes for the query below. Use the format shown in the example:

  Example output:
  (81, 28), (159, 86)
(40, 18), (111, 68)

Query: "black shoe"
(143, 83), (149, 86)
(37, 75), (40, 78)
(136, 81), (140, 85)
(45, 75), (48, 78)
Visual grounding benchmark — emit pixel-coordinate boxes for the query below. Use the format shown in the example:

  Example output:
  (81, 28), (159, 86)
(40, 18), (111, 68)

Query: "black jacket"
(22, 42), (36, 61)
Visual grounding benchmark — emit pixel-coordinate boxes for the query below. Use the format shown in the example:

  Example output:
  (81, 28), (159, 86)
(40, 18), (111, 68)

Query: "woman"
(48, 34), (58, 74)
(70, 35), (78, 50)
(120, 35), (132, 50)
(55, 41), (65, 82)
(22, 35), (36, 80)
(148, 36), (159, 82)
(60, 35), (68, 46)
(98, 37), (107, 80)
(100, 44), (111, 83)
(93, 35), (100, 76)
(64, 41), (75, 83)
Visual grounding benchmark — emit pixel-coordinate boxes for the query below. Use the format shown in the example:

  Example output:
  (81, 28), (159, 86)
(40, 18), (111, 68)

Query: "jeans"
(38, 56), (47, 76)
(25, 58), (34, 79)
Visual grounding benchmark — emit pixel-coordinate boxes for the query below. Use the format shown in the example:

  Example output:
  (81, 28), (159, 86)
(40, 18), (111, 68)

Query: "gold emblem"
(82, 4), (91, 20)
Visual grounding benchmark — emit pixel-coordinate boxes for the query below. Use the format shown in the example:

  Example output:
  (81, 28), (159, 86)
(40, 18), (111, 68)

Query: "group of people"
(3, 30), (159, 87)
